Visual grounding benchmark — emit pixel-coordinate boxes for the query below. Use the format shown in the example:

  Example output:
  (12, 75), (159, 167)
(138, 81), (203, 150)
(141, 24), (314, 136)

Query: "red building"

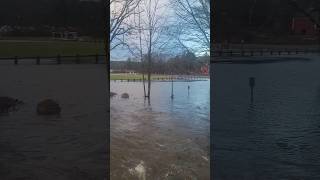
(200, 64), (209, 75)
(291, 17), (318, 35)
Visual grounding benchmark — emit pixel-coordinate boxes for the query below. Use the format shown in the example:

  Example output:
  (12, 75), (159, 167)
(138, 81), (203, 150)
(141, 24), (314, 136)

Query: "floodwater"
(0, 64), (107, 180)
(110, 80), (210, 179)
(212, 54), (320, 179)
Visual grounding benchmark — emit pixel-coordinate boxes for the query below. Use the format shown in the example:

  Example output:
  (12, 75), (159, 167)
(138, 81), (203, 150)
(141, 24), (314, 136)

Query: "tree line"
(111, 51), (209, 75)
(0, 0), (104, 37)
(214, 0), (320, 43)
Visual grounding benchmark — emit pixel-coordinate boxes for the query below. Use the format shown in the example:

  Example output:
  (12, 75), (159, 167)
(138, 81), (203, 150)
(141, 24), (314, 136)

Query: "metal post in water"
(95, 54), (99, 64)
(14, 56), (18, 65)
(249, 77), (255, 102)
(76, 54), (80, 64)
(171, 73), (174, 99)
(36, 56), (40, 65)
(57, 55), (61, 64)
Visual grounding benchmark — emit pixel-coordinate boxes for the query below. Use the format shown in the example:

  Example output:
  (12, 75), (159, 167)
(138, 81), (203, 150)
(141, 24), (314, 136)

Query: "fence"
(0, 54), (107, 65)
(212, 48), (320, 57)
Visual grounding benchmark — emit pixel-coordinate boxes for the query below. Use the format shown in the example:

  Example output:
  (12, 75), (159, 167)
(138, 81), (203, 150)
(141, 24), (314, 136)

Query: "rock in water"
(37, 99), (61, 115)
(110, 92), (117, 97)
(121, 93), (129, 99)
(0, 97), (23, 114)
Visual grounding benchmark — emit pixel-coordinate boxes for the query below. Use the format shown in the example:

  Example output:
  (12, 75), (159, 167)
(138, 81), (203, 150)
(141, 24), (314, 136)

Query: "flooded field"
(0, 64), (107, 180)
(110, 80), (210, 179)
(212, 54), (320, 179)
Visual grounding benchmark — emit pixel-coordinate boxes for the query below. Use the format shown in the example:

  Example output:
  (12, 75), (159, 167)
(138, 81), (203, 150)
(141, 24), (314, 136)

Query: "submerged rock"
(121, 93), (129, 99)
(37, 99), (61, 115)
(0, 97), (23, 114)
(110, 92), (117, 97)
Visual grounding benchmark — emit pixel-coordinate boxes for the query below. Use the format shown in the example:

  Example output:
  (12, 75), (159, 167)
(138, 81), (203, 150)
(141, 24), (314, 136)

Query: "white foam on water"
(202, 155), (209, 162)
(129, 161), (146, 180)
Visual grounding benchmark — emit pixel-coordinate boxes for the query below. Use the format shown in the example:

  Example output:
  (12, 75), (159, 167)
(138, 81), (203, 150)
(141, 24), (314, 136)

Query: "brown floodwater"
(110, 80), (210, 180)
(0, 64), (107, 180)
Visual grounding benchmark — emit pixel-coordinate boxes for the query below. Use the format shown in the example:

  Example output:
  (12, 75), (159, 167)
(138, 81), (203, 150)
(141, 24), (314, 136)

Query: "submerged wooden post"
(36, 56), (40, 65)
(14, 56), (18, 65)
(76, 54), (80, 64)
(95, 54), (99, 64)
(57, 55), (61, 64)
(249, 77), (255, 103)
(171, 74), (174, 99)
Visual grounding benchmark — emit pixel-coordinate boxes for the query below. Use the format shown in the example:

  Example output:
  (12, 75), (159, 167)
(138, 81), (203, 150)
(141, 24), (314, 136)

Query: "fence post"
(36, 56), (40, 65)
(57, 54), (61, 64)
(95, 54), (99, 64)
(14, 56), (18, 65)
(76, 54), (80, 64)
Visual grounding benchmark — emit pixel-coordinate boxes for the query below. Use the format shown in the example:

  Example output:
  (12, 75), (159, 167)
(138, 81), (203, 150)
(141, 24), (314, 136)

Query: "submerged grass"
(110, 73), (171, 80)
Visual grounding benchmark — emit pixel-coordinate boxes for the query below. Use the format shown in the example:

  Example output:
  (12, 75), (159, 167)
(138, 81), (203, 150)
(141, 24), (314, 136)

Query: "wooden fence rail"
(0, 54), (106, 65)
(212, 49), (320, 57)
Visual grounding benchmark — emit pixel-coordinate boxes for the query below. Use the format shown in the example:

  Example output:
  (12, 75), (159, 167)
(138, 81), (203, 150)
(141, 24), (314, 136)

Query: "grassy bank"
(0, 40), (104, 58)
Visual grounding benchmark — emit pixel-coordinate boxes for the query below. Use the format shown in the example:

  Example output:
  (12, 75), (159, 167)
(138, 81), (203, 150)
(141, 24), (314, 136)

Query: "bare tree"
(122, 0), (169, 98)
(143, 0), (169, 98)
(170, 0), (210, 54)
(110, 0), (141, 50)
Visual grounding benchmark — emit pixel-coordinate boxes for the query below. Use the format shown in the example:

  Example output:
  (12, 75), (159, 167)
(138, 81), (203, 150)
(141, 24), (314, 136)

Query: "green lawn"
(0, 40), (105, 58)
(110, 73), (171, 80)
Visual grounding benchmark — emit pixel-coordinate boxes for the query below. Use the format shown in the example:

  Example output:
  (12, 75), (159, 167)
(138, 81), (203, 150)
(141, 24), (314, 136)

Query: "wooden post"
(36, 56), (40, 65)
(14, 56), (18, 65)
(171, 73), (174, 99)
(76, 54), (80, 64)
(249, 77), (255, 103)
(95, 54), (99, 64)
(57, 55), (61, 64)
